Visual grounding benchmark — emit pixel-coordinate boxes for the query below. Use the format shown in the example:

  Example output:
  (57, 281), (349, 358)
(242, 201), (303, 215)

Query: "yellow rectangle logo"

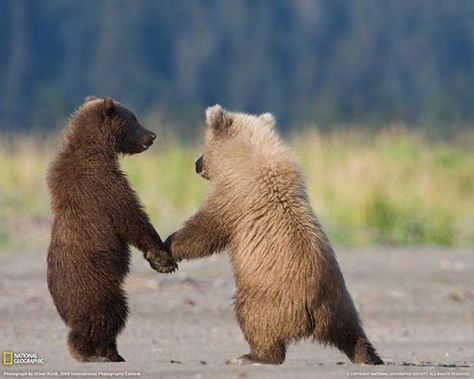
(3, 352), (13, 365)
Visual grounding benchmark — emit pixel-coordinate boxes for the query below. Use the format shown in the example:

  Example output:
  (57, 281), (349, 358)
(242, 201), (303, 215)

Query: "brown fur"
(47, 97), (177, 362)
(166, 105), (383, 365)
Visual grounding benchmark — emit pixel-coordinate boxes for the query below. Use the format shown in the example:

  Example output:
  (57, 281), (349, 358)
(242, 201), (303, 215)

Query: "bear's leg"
(235, 306), (286, 364)
(347, 334), (384, 365)
(68, 329), (111, 362)
(96, 340), (125, 362)
(317, 301), (383, 365)
(241, 340), (286, 365)
(331, 328), (383, 365)
(67, 330), (86, 361)
(68, 291), (128, 362)
(340, 316), (384, 365)
(91, 291), (128, 362)
(68, 330), (125, 363)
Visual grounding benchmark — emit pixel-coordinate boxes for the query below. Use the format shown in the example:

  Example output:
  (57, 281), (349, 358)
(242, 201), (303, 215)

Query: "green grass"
(0, 128), (473, 252)
(294, 129), (474, 246)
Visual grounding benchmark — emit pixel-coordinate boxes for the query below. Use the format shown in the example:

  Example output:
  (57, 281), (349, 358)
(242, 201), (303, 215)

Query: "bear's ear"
(206, 104), (232, 133)
(260, 113), (276, 127)
(84, 95), (98, 103)
(103, 97), (115, 117)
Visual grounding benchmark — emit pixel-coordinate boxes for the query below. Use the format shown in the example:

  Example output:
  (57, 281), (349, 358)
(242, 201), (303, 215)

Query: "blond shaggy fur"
(166, 105), (383, 365)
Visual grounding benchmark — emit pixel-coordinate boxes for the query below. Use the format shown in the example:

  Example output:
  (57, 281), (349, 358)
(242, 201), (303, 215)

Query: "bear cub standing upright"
(47, 97), (177, 362)
(166, 105), (383, 365)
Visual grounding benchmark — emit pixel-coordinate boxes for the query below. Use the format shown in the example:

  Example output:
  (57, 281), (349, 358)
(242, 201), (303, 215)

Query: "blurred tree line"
(1, 0), (473, 136)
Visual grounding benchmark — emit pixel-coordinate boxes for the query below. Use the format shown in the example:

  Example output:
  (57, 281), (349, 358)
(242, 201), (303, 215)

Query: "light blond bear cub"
(165, 105), (383, 365)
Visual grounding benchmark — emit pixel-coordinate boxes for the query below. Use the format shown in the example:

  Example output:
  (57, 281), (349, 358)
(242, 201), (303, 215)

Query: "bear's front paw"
(144, 250), (178, 273)
(163, 233), (184, 262)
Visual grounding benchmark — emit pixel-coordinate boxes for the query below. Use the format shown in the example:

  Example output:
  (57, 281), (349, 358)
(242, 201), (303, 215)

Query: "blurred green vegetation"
(0, 128), (473, 252)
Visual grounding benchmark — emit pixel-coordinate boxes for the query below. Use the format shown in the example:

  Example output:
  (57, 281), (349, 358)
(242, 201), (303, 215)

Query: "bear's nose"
(142, 133), (156, 147)
(195, 156), (203, 174)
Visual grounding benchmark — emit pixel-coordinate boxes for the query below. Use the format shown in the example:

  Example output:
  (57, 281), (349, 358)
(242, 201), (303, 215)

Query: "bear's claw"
(226, 355), (264, 366)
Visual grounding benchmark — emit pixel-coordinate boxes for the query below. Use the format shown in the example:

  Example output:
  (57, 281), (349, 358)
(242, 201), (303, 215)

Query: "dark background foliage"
(1, 0), (473, 136)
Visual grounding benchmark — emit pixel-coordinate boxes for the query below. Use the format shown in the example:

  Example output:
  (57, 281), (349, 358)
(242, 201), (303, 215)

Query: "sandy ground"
(0, 247), (473, 378)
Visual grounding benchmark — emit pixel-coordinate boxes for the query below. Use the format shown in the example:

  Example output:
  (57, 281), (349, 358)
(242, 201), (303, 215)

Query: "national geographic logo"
(2, 352), (44, 365)
(2, 352), (13, 366)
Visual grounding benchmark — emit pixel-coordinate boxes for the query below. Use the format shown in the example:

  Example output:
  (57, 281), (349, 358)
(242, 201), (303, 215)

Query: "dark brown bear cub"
(47, 97), (177, 362)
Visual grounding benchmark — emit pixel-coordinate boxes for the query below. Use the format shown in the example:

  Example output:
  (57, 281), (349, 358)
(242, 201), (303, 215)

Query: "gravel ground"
(1, 247), (473, 378)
